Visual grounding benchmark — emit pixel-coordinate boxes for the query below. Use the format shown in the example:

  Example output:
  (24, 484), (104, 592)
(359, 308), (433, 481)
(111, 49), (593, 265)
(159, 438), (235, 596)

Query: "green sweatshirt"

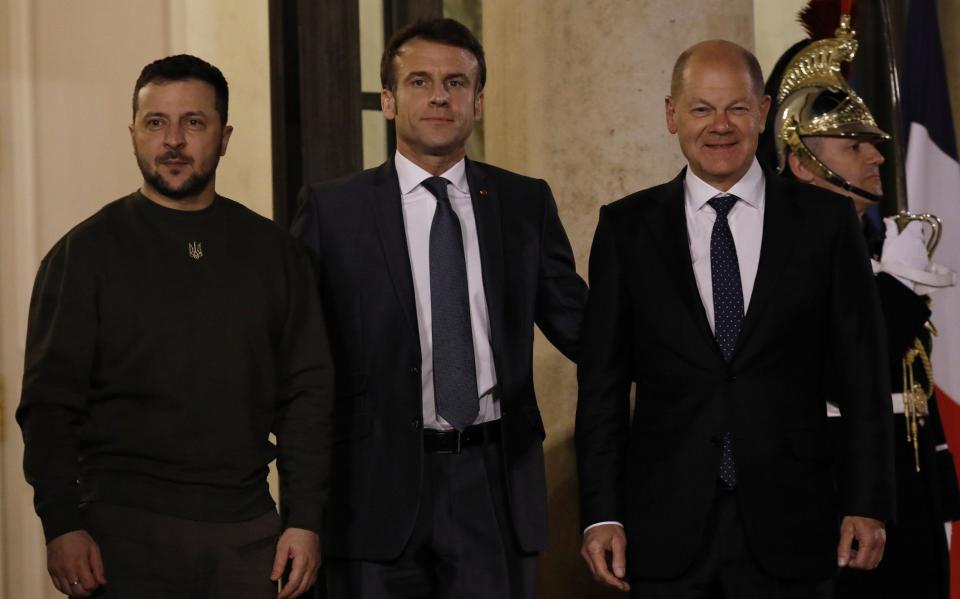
(17, 191), (333, 542)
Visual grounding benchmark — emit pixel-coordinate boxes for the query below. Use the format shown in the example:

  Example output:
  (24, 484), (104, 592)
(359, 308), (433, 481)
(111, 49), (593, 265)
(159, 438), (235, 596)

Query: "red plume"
(798, 0), (858, 40)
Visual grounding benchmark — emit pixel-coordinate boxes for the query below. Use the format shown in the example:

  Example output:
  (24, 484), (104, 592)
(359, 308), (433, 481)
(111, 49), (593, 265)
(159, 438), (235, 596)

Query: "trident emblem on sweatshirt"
(188, 241), (203, 260)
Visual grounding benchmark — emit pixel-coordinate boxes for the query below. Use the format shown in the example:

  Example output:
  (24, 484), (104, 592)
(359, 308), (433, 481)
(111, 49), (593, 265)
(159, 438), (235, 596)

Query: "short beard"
(136, 148), (220, 201)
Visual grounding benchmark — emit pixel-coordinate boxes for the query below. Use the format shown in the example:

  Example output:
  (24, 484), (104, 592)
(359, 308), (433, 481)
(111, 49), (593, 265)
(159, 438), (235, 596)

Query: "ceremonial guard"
(760, 8), (960, 597)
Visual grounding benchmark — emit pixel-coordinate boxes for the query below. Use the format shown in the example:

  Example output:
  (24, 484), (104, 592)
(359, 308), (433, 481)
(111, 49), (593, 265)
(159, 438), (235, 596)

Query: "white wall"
(753, 0), (808, 83)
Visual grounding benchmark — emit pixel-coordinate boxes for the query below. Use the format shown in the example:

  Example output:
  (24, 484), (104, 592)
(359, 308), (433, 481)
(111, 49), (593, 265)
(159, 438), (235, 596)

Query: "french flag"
(901, 1), (960, 594)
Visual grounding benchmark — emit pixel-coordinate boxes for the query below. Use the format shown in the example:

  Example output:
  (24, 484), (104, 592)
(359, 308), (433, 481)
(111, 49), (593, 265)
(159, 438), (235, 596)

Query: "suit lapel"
(642, 170), (721, 360)
(369, 160), (421, 352)
(465, 159), (505, 365)
(734, 172), (802, 359)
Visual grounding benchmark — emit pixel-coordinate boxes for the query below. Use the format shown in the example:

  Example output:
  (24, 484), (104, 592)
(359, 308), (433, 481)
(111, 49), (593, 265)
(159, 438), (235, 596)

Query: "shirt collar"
(395, 151), (469, 196)
(684, 158), (765, 212)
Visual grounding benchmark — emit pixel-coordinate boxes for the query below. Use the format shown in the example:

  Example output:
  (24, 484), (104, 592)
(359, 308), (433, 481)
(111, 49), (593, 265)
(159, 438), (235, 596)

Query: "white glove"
(880, 218), (930, 291)
(882, 218), (930, 270)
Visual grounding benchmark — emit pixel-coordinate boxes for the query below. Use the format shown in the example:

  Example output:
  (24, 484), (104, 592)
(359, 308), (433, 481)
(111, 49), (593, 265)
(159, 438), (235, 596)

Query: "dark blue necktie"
(708, 194), (743, 489)
(422, 177), (479, 431)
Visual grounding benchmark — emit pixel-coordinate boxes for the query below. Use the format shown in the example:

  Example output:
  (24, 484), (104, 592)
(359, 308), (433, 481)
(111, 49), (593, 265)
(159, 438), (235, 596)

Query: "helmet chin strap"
(793, 138), (884, 204)
(821, 169), (883, 205)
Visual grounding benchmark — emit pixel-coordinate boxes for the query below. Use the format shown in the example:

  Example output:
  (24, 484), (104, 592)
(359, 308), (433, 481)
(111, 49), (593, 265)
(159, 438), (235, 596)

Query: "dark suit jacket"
(292, 158), (587, 560)
(575, 169), (895, 580)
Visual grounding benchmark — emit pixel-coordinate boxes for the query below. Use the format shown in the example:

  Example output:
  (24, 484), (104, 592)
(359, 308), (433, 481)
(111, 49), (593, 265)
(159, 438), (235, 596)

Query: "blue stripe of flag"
(902, 0), (958, 161)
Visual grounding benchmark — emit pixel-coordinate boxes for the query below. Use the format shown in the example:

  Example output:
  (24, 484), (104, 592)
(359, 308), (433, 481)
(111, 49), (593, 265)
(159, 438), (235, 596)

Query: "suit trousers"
(325, 434), (537, 599)
(630, 488), (834, 599)
(82, 502), (281, 599)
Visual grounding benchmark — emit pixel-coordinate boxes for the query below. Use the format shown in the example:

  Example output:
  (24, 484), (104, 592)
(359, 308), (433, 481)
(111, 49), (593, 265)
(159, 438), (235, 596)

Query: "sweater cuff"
(280, 499), (322, 534)
(38, 502), (83, 544)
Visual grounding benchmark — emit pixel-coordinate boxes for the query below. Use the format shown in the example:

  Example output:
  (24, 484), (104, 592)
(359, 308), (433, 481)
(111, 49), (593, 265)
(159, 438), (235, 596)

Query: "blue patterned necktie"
(422, 176), (479, 431)
(708, 194), (743, 489)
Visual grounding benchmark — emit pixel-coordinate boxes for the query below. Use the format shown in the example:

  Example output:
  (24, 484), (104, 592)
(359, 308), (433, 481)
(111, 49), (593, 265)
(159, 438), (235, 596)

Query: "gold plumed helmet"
(774, 14), (891, 202)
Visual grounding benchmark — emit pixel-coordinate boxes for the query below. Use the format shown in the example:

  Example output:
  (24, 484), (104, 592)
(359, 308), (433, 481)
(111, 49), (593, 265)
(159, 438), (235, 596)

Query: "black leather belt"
(423, 420), (501, 454)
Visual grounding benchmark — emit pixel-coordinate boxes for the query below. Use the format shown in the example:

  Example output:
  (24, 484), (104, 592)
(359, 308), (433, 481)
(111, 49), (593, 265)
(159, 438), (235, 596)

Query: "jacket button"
(411, 419), (421, 429)
(410, 366), (420, 375)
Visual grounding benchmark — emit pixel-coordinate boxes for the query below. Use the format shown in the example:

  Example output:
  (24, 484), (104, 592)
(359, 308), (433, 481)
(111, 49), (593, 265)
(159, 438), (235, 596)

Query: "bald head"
(670, 40), (764, 99)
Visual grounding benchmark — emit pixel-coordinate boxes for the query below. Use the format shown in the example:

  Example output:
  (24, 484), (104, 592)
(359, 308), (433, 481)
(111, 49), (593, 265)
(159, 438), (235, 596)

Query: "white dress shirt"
(684, 158), (766, 331)
(395, 152), (499, 431)
(584, 159), (766, 535)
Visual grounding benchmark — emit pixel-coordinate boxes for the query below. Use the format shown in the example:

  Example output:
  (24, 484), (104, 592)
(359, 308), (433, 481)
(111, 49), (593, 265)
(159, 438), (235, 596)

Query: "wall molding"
(1, 0), (47, 593)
